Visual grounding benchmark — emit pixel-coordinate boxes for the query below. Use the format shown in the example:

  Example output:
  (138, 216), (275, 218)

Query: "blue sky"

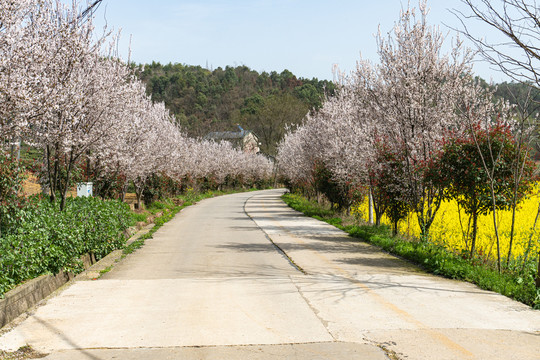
(91, 0), (513, 83)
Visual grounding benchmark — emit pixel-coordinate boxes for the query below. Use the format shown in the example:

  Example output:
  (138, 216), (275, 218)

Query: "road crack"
(243, 195), (307, 275)
(289, 277), (338, 342)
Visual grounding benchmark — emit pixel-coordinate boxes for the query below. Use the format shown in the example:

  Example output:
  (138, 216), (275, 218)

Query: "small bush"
(0, 149), (28, 237)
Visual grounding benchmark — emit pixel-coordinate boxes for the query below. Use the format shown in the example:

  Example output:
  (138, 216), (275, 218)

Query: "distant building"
(205, 125), (260, 154)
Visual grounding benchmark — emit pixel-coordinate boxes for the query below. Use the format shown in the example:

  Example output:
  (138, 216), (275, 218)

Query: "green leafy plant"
(0, 197), (131, 297)
(427, 124), (536, 258)
(0, 149), (28, 238)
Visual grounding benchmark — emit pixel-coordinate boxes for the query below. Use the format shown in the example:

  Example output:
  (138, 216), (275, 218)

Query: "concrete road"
(0, 189), (539, 359)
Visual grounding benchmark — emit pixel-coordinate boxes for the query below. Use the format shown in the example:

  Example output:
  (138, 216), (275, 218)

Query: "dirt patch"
(21, 173), (85, 198)
(21, 173), (41, 197)
(172, 198), (185, 206)
(0, 346), (47, 360)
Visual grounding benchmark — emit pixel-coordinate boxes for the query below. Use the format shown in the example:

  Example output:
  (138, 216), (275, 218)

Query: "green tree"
(240, 94), (265, 115)
(428, 124), (536, 258)
(136, 63), (333, 139)
(248, 93), (308, 156)
(294, 83), (323, 110)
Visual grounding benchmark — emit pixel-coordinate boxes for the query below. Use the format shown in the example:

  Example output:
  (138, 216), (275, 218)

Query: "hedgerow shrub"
(0, 149), (27, 237)
(0, 196), (132, 297)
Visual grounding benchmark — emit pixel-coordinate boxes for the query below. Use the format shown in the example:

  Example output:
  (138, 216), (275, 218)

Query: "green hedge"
(0, 196), (132, 297)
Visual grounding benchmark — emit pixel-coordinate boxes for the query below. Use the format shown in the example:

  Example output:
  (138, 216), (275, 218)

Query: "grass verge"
(281, 192), (540, 309)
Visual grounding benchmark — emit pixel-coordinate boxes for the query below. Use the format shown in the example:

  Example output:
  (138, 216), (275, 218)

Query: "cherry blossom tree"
(277, 1), (539, 276)
(0, 0), (52, 147)
(279, 1), (479, 238)
(369, 2), (474, 239)
(27, 1), (126, 209)
(1, 0), (274, 210)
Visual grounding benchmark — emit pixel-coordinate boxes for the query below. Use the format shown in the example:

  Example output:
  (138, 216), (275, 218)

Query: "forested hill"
(136, 62), (335, 154)
(136, 62), (539, 155)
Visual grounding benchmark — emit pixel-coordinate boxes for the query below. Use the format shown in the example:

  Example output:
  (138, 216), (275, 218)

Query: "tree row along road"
(0, 190), (538, 360)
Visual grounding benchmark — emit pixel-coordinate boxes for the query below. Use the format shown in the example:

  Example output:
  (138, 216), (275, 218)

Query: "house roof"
(204, 129), (257, 141)
(205, 131), (246, 140)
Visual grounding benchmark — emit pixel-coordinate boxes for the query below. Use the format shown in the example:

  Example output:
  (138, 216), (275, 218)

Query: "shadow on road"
(33, 316), (102, 360)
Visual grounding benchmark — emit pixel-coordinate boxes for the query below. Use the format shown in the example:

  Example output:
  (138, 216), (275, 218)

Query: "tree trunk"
(536, 251), (540, 288)
(457, 202), (471, 250)
(417, 212), (429, 242)
(46, 145), (56, 203)
(506, 194), (518, 267)
(374, 206), (382, 226)
(490, 183), (502, 273)
(121, 183), (127, 202)
(51, 144), (60, 203)
(134, 181), (144, 210)
(136, 190), (143, 210)
(470, 211), (478, 259)
(60, 152), (74, 211)
(521, 202), (540, 271)
(9, 136), (20, 160)
(368, 188), (374, 225)
(86, 153), (91, 182)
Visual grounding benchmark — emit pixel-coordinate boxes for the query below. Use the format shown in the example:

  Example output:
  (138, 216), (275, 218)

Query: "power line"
(78, 0), (103, 25)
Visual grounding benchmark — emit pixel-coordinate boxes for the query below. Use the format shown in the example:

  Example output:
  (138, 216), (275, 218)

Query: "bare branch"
(453, 0), (540, 88)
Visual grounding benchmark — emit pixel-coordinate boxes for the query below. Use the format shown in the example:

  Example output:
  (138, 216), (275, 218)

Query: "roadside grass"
(130, 212), (148, 223)
(281, 192), (540, 309)
(99, 265), (113, 276)
(122, 239), (145, 256)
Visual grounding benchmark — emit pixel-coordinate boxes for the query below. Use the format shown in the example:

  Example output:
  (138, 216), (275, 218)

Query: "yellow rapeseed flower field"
(353, 190), (540, 261)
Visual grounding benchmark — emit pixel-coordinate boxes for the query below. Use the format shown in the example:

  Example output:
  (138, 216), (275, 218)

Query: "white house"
(205, 125), (260, 154)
